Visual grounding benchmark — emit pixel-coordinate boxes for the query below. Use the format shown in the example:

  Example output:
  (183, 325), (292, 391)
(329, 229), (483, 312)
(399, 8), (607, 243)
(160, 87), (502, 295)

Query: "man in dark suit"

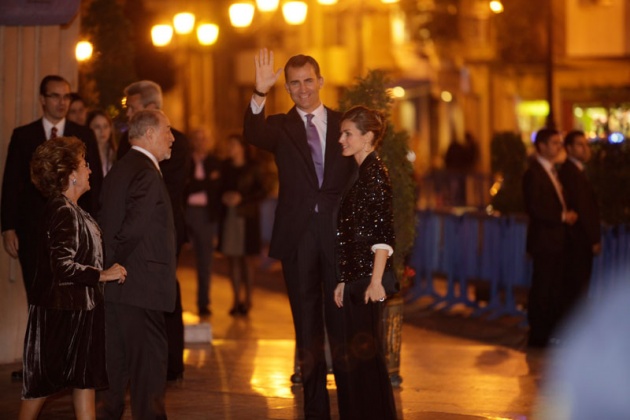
(97, 109), (177, 419)
(558, 130), (601, 318)
(1, 74), (103, 302)
(243, 49), (356, 418)
(523, 128), (577, 348)
(117, 80), (190, 382)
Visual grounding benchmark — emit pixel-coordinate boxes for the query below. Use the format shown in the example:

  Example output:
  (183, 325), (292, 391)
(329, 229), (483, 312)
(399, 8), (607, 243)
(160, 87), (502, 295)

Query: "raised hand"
(254, 48), (283, 95)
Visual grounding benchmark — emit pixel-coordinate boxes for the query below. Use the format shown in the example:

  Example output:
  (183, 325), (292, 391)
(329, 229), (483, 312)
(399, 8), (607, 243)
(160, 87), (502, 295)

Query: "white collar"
(568, 156), (585, 171)
(296, 103), (325, 122)
(131, 145), (161, 171)
(42, 117), (66, 138)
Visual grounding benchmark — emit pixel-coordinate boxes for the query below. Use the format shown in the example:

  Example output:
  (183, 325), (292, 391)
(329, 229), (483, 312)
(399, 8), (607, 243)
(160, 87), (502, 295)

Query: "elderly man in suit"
(523, 128), (578, 348)
(1, 75), (103, 303)
(558, 130), (601, 319)
(244, 48), (356, 419)
(117, 80), (190, 382)
(97, 110), (177, 419)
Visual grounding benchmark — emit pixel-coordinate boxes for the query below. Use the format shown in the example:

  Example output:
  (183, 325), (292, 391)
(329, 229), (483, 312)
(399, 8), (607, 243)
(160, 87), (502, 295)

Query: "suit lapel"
(534, 159), (563, 208)
(323, 107), (342, 187)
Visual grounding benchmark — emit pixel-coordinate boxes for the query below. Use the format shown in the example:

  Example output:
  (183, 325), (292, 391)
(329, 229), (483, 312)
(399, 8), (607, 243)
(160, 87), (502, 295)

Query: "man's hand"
(254, 48), (282, 96)
(593, 242), (602, 255)
(2, 230), (19, 259)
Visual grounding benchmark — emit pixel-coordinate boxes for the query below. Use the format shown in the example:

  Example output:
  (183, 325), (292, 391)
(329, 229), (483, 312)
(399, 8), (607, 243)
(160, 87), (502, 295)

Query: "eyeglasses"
(44, 93), (72, 102)
(79, 161), (90, 169)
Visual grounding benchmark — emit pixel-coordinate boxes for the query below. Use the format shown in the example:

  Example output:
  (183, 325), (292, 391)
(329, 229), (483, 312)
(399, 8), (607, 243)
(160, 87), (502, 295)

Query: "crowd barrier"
(406, 211), (630, 321)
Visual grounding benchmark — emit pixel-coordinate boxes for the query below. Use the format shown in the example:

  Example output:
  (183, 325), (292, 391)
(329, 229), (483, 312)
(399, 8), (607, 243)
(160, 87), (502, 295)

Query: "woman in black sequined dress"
(19, 137), (127, 420)
(334, 106), (397, 419)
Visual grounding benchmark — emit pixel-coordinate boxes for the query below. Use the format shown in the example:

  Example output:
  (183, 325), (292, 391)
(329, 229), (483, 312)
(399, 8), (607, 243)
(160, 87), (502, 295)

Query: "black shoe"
(237, 303), (250, 316)
(11, 369), (23, 381)
(167, 372), (183, 383)
(229, 306), (239, 316)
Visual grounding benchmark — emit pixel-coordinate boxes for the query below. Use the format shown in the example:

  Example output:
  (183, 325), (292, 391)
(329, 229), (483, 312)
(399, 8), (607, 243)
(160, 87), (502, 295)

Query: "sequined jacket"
(336, 152), (395, 282)
(30, 195), (103, 309)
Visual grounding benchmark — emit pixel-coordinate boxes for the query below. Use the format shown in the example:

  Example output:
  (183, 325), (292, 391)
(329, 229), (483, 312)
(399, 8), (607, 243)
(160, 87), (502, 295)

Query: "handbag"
(346, 269), (400, 304)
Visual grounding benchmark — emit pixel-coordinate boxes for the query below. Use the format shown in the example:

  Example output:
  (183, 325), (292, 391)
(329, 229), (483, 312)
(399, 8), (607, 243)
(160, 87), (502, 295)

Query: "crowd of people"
(1, 45), (601, 419)
(1, 48), (400, 419)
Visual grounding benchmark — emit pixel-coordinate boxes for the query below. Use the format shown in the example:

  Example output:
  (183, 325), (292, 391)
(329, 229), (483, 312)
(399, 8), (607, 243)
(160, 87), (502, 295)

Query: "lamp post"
(544, 0), (555, 129)
(151, 12), (219, 133)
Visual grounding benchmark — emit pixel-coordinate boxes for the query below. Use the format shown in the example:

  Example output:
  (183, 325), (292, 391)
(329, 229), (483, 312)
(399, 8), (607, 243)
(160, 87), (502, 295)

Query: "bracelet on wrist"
(253, 88), (267, 97)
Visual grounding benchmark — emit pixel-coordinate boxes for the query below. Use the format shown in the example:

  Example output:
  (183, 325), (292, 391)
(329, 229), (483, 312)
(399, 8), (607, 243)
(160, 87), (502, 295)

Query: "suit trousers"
(97, 303), (168, 420)
(281, 212), (348, 420)
(562, 240), (594, 321)
(165, 280), (185, 380)
(16, 229), (38, 303)
(528, 252), (565, 346)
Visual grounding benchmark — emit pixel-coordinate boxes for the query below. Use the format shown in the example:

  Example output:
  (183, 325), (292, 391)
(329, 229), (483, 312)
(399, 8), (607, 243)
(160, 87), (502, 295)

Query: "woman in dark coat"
(219, 134), (266, 316)
(334, 106), (397, 419)
(20, 137), (126, 420)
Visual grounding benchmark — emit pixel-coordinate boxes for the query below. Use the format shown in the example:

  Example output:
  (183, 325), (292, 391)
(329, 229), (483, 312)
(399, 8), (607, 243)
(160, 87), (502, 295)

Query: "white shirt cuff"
(250, 96), (265, 114)
(371, 243), (394, 257)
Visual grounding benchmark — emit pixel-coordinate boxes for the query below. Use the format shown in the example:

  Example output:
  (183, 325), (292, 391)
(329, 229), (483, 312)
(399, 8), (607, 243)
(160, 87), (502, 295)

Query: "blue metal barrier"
(405, 210), (629, 322)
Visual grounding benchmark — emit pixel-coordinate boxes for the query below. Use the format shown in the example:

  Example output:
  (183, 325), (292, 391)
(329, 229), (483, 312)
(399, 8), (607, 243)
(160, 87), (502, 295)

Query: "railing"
(405, 210), (630, 322)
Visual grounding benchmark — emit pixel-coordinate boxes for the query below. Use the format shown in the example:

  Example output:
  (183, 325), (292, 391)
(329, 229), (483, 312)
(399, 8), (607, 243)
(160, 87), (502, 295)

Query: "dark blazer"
(243, 105), (356, 260)
(522, 157), (566, 254)
(31, 195), (103, 310)
(118, 128), (191, 251)
(1, 118), (103, 234)
(558, 159), (601, 248)
(98, 149), (177, 312)
(336, 152), (395, 282)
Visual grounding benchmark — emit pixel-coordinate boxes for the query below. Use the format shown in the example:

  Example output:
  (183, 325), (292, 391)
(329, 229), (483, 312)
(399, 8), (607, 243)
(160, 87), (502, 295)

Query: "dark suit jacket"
(1, 118), (103, 236)
(98, 149), (177, 312)
(522, 157), (566, 255)
(243, 105), (356, 260)
(118, 128), (190, 251)
(558, 159), (601, 249)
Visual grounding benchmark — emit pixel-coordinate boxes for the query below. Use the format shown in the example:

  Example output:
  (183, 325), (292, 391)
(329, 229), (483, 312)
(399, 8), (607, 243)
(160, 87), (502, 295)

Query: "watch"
(253, 88), (267, 97)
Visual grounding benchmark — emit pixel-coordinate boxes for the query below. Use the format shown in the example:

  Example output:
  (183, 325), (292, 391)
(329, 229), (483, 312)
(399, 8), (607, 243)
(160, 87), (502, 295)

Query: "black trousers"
(16, 229), (38, 303)
(281, 213), (348, 420)
(339, 280), (397, 420)
(528, 252), (564, 346)
(562, 240), (594, 320)
(97, 303), (168, 420)
(165, 280), (184, 379)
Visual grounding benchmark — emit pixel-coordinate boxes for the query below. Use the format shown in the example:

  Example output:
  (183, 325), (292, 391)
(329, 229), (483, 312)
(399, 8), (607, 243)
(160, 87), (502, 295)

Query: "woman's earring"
(72, 178), (77, 185)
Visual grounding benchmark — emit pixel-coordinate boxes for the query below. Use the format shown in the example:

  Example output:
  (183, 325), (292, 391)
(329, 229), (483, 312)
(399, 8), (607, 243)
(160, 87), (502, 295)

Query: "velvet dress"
(336, 151), (397, 419)
(22, 195), (107, 399)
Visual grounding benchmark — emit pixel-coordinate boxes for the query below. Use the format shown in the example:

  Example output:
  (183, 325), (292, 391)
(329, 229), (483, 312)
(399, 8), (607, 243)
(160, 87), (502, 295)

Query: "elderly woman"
(19, 137), (126, 420)
(334, 106), (397, 419)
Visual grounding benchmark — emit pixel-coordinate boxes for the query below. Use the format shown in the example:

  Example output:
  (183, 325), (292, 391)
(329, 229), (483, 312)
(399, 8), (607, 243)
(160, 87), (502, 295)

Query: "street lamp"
(75, 41), (93, 62)
(228, 0), (309, 27)
(151, 13), (219, 48)
(151, 12), (220, 133)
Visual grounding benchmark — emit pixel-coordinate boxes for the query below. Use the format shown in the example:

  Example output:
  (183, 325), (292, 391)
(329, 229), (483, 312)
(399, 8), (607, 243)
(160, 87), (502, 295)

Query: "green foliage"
(338, 70), (418, 279)
(587, 141), (630, 225)
(490, 132), (527, 214)
(82, 0), (136, 111)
